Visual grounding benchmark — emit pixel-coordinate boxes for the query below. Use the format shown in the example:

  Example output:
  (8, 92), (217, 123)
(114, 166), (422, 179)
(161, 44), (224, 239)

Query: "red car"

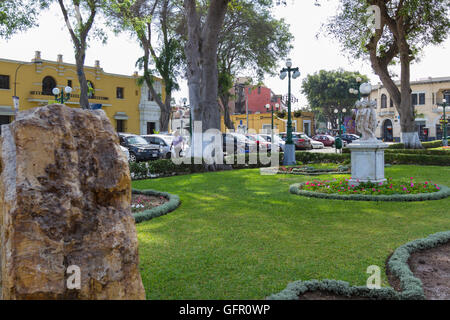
(312, 135), (335, 147)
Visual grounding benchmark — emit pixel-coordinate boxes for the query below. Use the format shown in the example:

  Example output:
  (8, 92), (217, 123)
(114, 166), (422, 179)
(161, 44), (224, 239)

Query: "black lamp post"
(280, 58), (300, 165)
(12, 60), (42, 116)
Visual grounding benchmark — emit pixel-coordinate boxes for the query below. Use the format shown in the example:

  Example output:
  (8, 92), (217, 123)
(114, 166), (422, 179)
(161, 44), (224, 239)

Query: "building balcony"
(29, 91), (109, 101)
(378, 110), (395, 117)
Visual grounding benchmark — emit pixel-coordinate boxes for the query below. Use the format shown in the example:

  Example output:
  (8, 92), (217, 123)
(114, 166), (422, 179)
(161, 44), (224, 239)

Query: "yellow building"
(0, 51), (165, 135)
(221, 111), (315, 136)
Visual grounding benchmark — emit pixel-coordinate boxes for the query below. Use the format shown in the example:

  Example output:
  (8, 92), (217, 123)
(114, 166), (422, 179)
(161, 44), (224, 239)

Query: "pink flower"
(410, 177), (413, 180)
(403, 187), (407, 191)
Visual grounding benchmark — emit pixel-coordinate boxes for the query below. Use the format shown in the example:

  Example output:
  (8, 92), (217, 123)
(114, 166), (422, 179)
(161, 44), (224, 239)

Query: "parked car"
(118, 133), (160, 162)
(306, 136), (324, 149)
(141, 134), (175, 159)
(119, 145), (130, 161)
(341, 133), (360, 144)
(258, 134), (285, 152)
(279, 132), (312, 150)
(312, 134), (335, 147)
(245, 134), (272, 151)
(225, 132), (257, 153)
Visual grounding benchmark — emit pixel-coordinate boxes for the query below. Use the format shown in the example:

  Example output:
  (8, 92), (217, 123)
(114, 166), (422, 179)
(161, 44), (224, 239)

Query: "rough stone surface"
(0, 104), (145, 300)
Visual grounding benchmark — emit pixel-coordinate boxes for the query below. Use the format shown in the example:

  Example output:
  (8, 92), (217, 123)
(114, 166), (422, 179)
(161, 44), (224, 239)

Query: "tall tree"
(302, 69), (368, 130)
(325, 0), (450, 148)
(183, 0), (230, 135)
(216, 0), (293, 129)
(0, 0), (49, 39)
(56, 0), (105, 109)
(108, 0), (184, 132)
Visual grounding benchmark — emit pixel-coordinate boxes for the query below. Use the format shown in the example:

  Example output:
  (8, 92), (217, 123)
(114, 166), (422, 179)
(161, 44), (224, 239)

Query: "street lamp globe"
(292, 70), (301, 79)
(280, 71), (287, 80)
(359, 82), (372, 96)
(64, 86), (72, 94)
(334, 108), (339, 114)
(356, 76), (362, 83)
(275, 103), (279, 110)
(265, 104), (270, 110)
(342, 108), (347, 113)
(286, 58), (292, 68)
(52, 87), (60, 95)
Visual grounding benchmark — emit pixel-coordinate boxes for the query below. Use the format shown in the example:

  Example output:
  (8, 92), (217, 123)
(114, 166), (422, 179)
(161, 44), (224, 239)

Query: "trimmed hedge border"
(267, 231), (450, 300)
(132, 189), (180, 223)
(289, 182), (450, 202)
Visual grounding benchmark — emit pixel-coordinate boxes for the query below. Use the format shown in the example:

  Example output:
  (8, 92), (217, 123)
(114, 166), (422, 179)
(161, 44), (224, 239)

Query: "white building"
(370, 76), (450, 142)
(138, 81), (162, 134)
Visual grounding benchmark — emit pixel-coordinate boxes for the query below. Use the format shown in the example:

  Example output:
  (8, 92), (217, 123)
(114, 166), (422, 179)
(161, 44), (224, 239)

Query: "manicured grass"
(132, 165), (450, 300)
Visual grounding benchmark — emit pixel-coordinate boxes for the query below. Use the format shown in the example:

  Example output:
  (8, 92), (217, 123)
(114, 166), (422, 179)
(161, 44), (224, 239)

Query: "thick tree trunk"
(75, 51), (90, 110)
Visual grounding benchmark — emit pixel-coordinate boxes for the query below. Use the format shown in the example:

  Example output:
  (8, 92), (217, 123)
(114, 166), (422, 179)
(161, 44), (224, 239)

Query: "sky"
(0, 0), (449, 109)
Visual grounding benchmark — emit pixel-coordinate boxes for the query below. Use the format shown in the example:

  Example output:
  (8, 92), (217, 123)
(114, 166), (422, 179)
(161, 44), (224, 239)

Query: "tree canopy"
(302, 69), (368, 129)
(0, 0), (49, 39)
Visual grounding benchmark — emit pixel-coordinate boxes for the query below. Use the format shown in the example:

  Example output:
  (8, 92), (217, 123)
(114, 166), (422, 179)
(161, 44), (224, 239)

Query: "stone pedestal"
(348, 141), (388, 186)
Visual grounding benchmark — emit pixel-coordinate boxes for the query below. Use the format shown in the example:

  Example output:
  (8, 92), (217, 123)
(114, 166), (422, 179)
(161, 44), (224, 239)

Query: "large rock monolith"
(0, 104), (145, 299)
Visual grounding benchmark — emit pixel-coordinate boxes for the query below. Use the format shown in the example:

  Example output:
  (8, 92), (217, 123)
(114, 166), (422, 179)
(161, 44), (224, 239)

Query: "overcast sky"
(1, 0), (449, 109)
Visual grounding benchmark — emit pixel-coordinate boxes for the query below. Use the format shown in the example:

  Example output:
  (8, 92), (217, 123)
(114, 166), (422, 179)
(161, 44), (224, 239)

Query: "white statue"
(355, 99), (378, 141)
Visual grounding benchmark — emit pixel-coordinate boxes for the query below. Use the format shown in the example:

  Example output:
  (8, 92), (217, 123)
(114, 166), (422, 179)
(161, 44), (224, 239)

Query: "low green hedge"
(132, 189), (180, 223)
(388, 140), (443, 149)
(289, 182), (450, 202)
(267, 231), (450, 300)
(344, 148), (449, 156)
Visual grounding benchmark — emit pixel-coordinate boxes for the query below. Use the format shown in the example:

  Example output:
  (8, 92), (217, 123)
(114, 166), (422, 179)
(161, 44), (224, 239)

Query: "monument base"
(348, 140), (388, 186)
(283, 144), (296, 166)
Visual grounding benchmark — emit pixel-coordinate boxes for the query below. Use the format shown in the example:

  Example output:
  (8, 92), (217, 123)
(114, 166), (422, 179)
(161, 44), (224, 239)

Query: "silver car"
(142, 134), (174, 159)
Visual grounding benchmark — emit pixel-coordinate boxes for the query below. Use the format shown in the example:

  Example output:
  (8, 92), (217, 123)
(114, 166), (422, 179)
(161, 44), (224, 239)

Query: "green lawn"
(132, 165), (450, 300)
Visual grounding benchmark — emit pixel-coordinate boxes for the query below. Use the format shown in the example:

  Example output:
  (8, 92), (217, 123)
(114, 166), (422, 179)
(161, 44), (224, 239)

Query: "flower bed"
(278, 165), (350, 176)
(132, 189), (180, 223)
(301, 177), (441, 195)
(290, 178), (450, 202)
(131, 194), (168, 212)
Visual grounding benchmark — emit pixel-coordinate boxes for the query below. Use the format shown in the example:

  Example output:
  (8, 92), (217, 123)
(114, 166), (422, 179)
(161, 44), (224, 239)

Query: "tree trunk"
(159, 95), (171, 132)
(220, 94), (234, 130)
(75, 51), (90, 110)
(398, 41), (422, 149)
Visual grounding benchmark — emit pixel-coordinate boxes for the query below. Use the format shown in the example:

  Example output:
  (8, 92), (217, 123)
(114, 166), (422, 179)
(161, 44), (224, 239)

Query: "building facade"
(370, 77), (450, 142)
(0, 51), (164, 135)
(221, 111), (315, 136)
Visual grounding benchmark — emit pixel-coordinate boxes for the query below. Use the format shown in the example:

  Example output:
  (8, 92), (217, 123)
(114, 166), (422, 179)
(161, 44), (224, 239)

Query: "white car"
(308, 137), (324, 149)
(258, 134), (286, 152)
(120, 145), (130, 161)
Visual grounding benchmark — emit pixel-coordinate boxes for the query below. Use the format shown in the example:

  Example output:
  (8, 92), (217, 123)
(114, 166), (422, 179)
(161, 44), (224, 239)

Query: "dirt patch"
(386, 241), (450, 300)
(298, 291), (371, 300)
(131, 194), (168, 212)
(408, 242), (450, 300)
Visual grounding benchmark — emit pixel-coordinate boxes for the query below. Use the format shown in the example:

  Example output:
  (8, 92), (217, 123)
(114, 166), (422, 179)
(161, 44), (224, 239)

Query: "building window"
(87, 81), (95, 98)
(116, 119), (125, 132)
(0, 75), (10, 89)
(116, 87), (124, 99)
(42, 76), (56, 95)
(412, 92), (426, 106)
(381, 94), (387, 108)
(390, 98), (394, 108)
(67, 80), (72, 88)
(0, 115), (11, 135)
(148, 89), (154, 101)
(258, 86), (261, 94)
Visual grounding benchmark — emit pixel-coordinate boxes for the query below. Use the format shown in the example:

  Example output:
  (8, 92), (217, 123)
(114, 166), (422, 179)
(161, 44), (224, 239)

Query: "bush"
(384, 153), (450, 166)
(388, 140), (443, 149)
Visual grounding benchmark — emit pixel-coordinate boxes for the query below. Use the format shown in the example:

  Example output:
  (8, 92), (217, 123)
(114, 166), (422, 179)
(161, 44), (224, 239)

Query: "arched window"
(381, 94), (387, 109)
(42, 76), (56, 95)
(87, 81), (95, 98)
(390, 98), (394, 108)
